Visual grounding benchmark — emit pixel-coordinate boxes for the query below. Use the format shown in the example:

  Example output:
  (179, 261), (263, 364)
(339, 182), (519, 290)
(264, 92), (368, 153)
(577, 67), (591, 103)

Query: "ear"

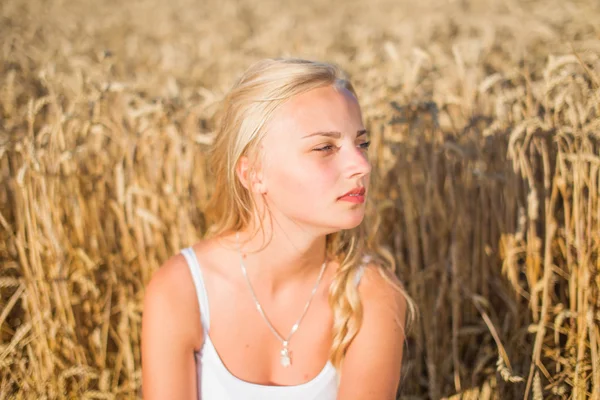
(236, 156), (267, 194)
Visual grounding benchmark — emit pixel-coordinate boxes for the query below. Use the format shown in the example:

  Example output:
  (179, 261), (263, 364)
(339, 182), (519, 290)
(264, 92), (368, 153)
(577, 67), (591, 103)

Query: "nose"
(342, 144), (371, 178)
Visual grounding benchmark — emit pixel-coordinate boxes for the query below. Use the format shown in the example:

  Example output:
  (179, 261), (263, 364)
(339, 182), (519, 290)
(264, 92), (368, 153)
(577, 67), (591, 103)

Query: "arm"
(141, 256), (202, 400)
(337, 266), (408, 400)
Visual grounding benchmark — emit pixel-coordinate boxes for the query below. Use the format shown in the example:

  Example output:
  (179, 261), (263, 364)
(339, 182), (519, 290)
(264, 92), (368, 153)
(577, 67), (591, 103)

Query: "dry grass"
(1, 0), (600, 398)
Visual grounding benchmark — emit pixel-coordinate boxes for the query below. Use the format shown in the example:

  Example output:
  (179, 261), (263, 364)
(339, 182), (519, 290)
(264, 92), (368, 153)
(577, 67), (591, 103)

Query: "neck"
(231, 218), (329, 294)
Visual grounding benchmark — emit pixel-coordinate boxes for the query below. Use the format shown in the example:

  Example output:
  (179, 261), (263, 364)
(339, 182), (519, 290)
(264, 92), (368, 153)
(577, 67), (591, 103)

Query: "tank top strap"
(354, 254), (372, 287)
(181, 247), (211, 334)
(354, 265), (365, 287)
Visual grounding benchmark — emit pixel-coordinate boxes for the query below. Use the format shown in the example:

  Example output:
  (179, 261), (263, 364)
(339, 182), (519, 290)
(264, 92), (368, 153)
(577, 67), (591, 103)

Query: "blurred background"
(1, 0), (599, 398)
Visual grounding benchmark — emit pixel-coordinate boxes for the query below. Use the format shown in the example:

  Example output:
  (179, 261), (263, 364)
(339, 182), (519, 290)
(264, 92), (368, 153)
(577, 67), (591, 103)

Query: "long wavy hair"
(204, 58), (415, 371)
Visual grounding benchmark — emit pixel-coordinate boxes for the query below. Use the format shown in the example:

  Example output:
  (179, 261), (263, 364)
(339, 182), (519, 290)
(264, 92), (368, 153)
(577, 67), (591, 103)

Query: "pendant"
(280, 344), (291, 367)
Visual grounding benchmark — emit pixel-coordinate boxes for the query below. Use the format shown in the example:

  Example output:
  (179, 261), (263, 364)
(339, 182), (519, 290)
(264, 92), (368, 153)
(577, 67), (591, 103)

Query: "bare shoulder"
(143, 251), (203, 350)
(141, 250), (204, 399)
(337, 263), (409, 400)
(358, 264), (408, 325)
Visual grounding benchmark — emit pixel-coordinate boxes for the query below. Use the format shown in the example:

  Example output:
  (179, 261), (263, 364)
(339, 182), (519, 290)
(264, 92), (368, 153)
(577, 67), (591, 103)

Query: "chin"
(297, 207), (366, 235)
(329, 212), (366, 231)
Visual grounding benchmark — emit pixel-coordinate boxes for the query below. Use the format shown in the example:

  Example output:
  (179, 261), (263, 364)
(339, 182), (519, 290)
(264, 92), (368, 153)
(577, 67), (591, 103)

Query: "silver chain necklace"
(235, 232), (327, 368)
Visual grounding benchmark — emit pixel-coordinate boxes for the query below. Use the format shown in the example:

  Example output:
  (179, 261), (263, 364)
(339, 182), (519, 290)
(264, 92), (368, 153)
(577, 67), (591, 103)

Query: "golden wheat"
(1, 0), (599, 398)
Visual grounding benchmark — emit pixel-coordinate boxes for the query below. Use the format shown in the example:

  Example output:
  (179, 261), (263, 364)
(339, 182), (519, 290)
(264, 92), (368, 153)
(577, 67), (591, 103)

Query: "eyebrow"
(302, 129), (368, 139)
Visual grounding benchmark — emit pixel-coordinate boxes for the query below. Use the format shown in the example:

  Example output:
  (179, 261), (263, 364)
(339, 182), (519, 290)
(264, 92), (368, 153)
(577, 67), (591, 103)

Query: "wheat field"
(1, 0), (599, 398)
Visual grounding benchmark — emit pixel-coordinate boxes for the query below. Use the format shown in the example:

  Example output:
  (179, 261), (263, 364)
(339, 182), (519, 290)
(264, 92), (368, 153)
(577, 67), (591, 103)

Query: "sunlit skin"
(141, 84), (406, 400)
(255, 84), (372, 235)
(227, 84), (372, 291)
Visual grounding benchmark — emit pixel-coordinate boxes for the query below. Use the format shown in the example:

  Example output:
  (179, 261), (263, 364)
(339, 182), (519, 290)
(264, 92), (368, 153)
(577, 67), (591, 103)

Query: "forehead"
(265, 85), (363, 141)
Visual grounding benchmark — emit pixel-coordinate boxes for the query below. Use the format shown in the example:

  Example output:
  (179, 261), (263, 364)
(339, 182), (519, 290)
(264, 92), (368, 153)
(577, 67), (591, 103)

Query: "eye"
(313, 144), (337, 152)
(358, 141), (371, 150)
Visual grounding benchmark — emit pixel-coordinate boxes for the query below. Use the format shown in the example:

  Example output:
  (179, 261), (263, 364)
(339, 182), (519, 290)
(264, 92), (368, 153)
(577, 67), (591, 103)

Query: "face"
(253, 84), (371, 234)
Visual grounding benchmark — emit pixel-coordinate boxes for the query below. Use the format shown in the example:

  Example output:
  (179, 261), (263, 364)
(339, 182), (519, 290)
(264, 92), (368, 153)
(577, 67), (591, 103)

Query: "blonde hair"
(205, 58), (415, 370)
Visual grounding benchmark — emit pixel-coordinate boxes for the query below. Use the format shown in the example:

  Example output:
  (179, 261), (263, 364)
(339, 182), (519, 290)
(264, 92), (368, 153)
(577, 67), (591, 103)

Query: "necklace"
(235, 232), (327, 368)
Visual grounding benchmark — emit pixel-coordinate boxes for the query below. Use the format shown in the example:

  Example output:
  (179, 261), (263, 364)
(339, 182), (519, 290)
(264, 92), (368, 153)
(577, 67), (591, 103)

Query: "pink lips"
(338, 187), (366, 203)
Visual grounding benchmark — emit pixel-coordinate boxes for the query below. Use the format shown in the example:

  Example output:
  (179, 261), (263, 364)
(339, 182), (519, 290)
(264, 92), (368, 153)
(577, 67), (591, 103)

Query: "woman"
(141, 58), (414, 399)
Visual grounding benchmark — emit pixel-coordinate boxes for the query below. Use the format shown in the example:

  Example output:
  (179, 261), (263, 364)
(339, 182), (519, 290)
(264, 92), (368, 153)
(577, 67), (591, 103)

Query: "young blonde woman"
(141, 58), (415, 400)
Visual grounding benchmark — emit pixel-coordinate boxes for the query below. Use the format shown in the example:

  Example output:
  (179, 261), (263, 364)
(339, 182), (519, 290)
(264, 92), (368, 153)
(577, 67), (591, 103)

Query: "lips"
(338, 187), (366, 203)
(340, 187), (366, 198)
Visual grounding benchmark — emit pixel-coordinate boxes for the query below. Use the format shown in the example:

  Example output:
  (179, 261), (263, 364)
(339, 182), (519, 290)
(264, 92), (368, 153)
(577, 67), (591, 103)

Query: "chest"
(203, 279), (334, 386)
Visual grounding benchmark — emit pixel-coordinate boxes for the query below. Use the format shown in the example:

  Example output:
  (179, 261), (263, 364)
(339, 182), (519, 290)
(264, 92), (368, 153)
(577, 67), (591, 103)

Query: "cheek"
(266, 155), (339, 200)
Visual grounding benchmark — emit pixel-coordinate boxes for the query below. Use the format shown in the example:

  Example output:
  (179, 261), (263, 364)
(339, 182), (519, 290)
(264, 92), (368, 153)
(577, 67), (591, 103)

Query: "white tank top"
(180, 247), (365, 400)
